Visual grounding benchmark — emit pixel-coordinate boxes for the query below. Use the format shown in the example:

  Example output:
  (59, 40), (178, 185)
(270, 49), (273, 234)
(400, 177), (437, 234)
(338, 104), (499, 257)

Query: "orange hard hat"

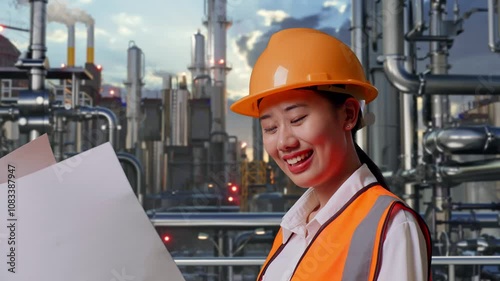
(230, 28), (378, 118)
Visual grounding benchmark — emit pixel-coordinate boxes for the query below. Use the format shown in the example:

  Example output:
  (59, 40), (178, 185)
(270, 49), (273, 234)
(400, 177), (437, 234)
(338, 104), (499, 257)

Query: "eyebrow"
(259, 103), (308, 121)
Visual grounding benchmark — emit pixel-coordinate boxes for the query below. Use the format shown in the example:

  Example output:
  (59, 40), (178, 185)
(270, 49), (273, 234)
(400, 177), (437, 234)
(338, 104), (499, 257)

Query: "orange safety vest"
(258, 183), (432, 281)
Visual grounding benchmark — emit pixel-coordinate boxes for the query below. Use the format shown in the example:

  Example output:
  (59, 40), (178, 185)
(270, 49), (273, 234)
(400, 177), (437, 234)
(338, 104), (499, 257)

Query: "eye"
(291, 115), (307, 124)
(263, 127), (277, 133)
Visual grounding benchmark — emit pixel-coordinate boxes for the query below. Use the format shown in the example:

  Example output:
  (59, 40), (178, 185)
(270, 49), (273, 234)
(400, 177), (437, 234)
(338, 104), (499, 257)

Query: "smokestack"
(72, 7), (95, 64)
(67, 24), (75, 67)
(47, 2), (95, 65)
(87, 23), (94, 64)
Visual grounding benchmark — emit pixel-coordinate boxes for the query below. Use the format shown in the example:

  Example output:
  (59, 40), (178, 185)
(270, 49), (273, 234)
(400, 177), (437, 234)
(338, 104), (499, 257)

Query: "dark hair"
(315, 90), (390, 190)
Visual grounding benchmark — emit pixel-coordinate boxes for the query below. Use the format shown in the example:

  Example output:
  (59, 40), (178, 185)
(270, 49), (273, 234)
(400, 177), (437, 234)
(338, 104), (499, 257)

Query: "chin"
(287, 172), (318, 188)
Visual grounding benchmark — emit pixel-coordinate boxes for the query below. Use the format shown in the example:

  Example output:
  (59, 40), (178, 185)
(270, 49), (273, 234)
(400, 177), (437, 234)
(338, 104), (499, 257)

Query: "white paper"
(0, 134), (56, 184)
(0, 142), (185, 281)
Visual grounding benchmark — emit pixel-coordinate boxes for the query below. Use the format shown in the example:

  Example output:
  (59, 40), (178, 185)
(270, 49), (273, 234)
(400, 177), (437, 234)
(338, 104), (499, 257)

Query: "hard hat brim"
(230, 80), (378, 118)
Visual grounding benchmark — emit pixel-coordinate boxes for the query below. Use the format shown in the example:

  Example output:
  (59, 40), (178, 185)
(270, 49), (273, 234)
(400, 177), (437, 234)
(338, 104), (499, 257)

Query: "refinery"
(1, 0), (500, 280)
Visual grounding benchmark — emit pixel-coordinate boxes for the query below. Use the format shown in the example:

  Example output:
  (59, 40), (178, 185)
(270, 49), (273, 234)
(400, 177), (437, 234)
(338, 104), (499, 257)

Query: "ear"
(343, 98), (360, 130)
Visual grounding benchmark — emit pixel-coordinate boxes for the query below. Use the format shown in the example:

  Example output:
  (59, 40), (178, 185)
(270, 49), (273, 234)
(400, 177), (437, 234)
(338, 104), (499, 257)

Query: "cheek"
(262, 135), (279, 158)
(294, 122), (331, 145)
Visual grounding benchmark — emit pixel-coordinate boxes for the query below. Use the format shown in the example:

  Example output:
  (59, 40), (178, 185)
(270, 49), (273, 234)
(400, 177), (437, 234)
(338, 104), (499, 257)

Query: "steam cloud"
(47, 1), (95, 26)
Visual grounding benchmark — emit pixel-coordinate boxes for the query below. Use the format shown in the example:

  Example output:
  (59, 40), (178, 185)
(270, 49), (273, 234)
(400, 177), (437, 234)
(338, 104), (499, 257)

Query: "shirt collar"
(280, 164), (377, 243)
(280, 188), (319, 243)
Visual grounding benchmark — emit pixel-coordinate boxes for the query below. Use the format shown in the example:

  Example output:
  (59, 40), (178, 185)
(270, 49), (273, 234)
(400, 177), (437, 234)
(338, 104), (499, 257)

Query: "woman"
(230, 28), (432, 280)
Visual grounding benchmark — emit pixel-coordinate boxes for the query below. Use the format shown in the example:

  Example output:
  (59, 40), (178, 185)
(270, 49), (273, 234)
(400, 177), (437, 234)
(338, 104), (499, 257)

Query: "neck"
(313, 147), (362, 210)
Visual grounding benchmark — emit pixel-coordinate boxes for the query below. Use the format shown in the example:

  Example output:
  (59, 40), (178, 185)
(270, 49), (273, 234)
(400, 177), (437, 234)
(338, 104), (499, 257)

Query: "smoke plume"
(47, 2), (76, 26)
(72, 7), (95, 26)
(47, 1), (94, 26)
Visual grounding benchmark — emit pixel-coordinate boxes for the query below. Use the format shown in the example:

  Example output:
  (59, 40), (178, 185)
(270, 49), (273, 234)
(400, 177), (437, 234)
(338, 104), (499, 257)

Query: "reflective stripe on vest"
(342, 195), (397, 281)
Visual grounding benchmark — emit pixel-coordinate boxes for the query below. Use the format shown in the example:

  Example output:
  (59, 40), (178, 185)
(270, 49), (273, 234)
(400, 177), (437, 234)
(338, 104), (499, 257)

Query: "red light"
(228, 196), (234, 202)
(110, 89), (115, 95)
(61, 63), (66, 68)
(218, 59), (224, 64)
(230, 185), (238, 192)
(163, 235), (171, 242)
(97, 64), (102, 70)
(0, 26), (4, 32)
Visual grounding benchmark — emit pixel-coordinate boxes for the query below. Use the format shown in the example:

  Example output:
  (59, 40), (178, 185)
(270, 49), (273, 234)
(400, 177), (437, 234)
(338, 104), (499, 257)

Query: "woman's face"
(258, 90), (359, 189)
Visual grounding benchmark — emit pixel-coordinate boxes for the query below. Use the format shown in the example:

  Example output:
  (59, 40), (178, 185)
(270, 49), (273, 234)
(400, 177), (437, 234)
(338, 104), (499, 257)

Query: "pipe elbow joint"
(93, 106), (118, 129)
(383, 56), (420, 93)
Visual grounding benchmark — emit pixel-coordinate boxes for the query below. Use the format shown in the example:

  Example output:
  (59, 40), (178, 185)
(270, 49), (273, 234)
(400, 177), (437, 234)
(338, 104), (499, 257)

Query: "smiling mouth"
(285, 151), (313, 166)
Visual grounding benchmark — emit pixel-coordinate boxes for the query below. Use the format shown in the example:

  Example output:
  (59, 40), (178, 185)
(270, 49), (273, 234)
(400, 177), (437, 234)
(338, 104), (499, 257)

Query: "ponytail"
(352, 134), (390, 190)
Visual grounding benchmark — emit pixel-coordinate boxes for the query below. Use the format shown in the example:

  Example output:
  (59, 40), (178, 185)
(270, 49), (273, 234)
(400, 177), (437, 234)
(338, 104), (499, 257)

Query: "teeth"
(286, 152), (311, 165)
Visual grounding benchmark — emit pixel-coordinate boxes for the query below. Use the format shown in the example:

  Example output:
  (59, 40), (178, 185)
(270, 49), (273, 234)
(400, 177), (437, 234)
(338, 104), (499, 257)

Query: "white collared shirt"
(262, 164), (428, 281)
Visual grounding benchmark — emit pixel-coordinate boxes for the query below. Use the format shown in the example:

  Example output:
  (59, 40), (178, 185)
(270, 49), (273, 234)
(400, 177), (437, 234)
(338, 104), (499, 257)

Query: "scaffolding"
(240, 160), (268, 212)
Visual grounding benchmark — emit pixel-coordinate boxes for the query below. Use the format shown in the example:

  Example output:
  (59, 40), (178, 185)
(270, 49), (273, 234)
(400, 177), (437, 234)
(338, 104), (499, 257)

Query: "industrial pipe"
(450, 202), (500, 211)
(0, 107), (20, 121)
(29, 0), (47, 93)
(18, 116), (51, 133)
(401, 1), (419, 209)
(385, 158), (500, 185)
(71, 73), (80, 108)
(16, 90), (50, 115)
(53, 115), (65, 161)
(150, 212), (284, 227)
(117, 152), (144, 206)
(79, 106), (117, 148)
(440, 158), (500, 183)
(424, 126), (500, 154)
(172, 256), (500, 267)
(382, 0), (500, 95)
(488, 0), (500, 52)
(351, 0), (368, 152)
(53, 106), (118, 149)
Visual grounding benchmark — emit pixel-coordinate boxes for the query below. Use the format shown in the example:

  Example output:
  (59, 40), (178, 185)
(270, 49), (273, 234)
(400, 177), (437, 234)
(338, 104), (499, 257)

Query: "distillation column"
(205, 0), (233, 186)
(189, 31), (208, 99)
(205, 0), (231, 139)
(124, 42), (144, 151)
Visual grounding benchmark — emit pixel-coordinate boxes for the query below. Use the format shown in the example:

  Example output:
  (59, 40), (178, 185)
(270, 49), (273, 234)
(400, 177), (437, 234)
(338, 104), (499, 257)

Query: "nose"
(277, 125), (299, 152)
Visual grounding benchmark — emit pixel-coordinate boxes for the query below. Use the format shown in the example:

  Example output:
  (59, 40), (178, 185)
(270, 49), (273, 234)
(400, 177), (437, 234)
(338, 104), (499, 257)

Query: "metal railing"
(172, 256), (500, 280)
(173, 255), (500, 266)
(155, 213), (500, 280)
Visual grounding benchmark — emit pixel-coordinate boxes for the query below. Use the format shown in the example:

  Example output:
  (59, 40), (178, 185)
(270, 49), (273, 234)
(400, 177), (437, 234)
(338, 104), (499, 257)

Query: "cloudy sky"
(0, 0), (353, 148)
(1, 0), (499, 151)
